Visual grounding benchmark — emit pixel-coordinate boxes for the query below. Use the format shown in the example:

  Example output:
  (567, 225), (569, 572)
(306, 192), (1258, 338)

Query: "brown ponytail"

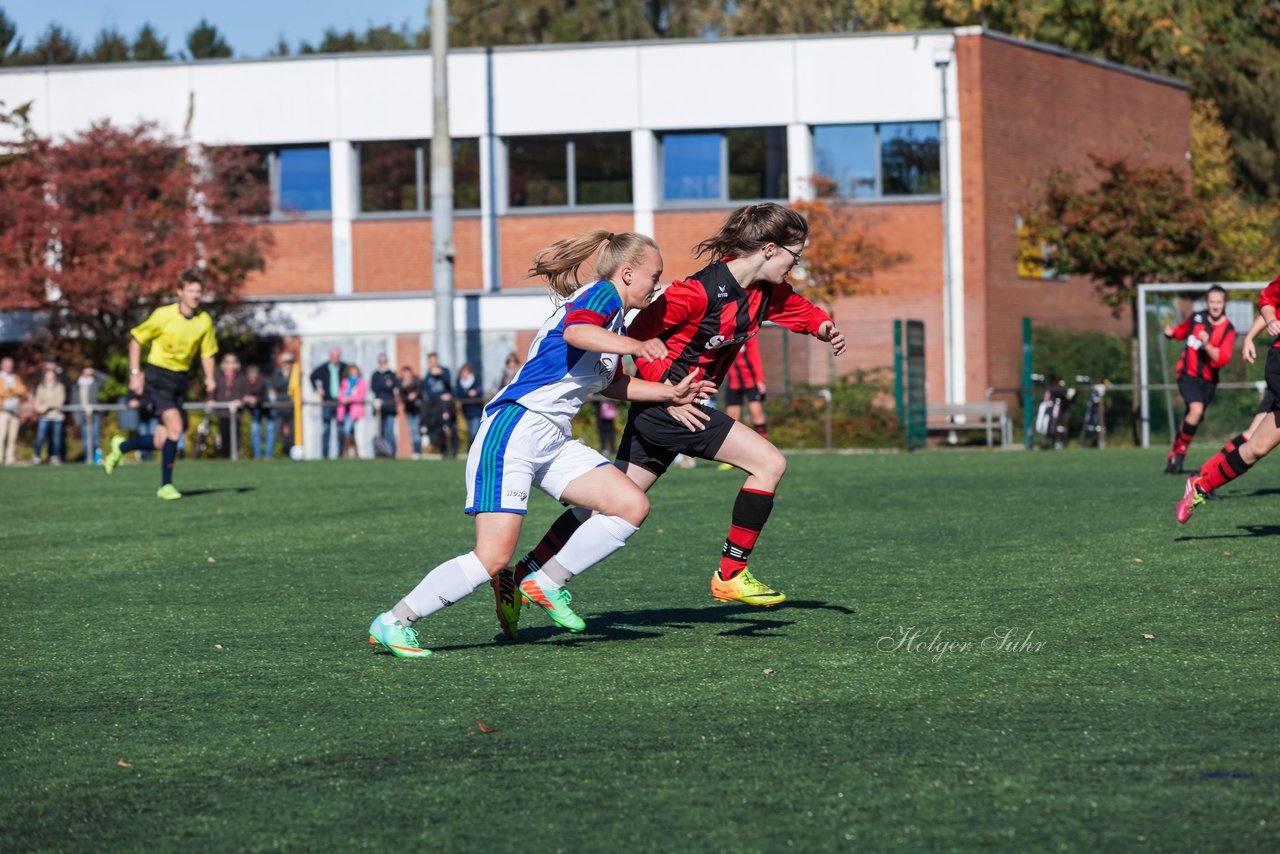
(529, 230), (660, 300)
(694, 203), (808, 261)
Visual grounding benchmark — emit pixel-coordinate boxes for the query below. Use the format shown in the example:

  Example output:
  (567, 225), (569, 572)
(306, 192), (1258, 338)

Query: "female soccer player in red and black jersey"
(1176, 275), (1280, 523)
(1162, 285), (1236, 474)
(495, 204), (844, 632)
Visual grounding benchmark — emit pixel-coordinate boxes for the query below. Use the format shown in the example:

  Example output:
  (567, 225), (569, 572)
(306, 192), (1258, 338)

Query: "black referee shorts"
(615, 402), (737, 476)
(724, 385), (765, 407)
(1177, 374), (1217, 407)
(142, 365), (190, 425)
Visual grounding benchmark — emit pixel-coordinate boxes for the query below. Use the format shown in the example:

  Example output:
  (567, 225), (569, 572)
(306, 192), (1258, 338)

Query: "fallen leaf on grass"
(213, 644), (224, 650)
(762, 668), (776, 676)
(351, 533), (358, 539)
(207, 556), (216, 564)
(116, 760), (131, 768)
(475, 719), (497, 734)
(1142, 633), (1155, 640)
(1131, 557), (1144, 564)
(1223, 551), (1232, 557)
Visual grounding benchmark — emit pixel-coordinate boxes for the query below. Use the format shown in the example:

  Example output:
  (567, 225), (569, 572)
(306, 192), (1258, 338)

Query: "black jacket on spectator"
(455, 374), (485, 416)
(309, 361), (348, 401)
(370, 368), (399, 414)
(422, 368), (453, 401)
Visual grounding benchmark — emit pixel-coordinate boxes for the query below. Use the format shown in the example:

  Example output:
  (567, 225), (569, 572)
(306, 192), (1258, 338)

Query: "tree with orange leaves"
(790, 177), (906, 310)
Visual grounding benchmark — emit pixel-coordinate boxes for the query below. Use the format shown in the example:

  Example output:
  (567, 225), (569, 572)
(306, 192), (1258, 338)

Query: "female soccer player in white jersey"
(367, 231), (715, 658)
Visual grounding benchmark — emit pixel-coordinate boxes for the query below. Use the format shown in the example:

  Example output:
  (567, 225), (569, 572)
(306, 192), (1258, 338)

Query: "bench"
(925, 401), (1011, 447)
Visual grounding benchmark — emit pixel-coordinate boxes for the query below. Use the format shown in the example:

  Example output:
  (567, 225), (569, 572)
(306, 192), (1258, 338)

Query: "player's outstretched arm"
(603, 369), (715, 406)
(817, 321), (847, 356)
(563, 323), (667, 361)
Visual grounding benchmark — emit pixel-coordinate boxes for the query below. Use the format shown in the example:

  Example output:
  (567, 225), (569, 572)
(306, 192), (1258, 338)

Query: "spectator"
(266, 352), (294, 458)
(213, 353), (248, 458)
(421, 352), (456, 458)
(74, 363), (108, 464)
(455, 362), (485, 450)
(33, 364), (66, 463)
(309, 347), (347, 459)
(338, 363), (368, 458)
(596, 398), (618, 456)
(41, 355), (72, 459)
(243, 364), (275, 460)
(0, 356), (26, 466)
(497, 351), (521, 390)
(398, 365), (422, 459)
(370, 353), (400, 458)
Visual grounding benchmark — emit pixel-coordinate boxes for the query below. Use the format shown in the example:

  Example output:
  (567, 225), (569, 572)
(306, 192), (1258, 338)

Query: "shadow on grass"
(180, 487), (257, 497)
(1237, 487), (1280, 498)
(395, 598), (857, 654)
(1175, 524), (1280, 541)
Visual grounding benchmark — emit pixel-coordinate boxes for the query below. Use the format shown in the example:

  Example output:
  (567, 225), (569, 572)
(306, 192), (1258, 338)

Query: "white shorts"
(464, 404), (610, 515)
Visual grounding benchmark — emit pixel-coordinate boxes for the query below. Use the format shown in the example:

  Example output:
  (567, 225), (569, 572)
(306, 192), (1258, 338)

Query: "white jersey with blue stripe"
(485, 280), (625, 434)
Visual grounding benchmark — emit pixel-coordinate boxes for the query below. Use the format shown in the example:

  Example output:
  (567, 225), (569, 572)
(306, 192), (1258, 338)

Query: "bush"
(766, 370), (904, 450)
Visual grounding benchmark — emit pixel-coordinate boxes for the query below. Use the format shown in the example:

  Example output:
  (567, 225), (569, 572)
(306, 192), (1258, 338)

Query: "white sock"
(551, 514), (639, 580)
(396, 551), (491, 624)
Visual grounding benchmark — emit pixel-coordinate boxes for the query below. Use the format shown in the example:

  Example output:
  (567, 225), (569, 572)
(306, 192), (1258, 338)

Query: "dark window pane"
(663, 133), (721, 201)
(360, 141), (419, 212)
(508, 135), (568, 207)
(278, 146), (331, 213)
(882, 122), (940, 195)
(813, 124), (877, 198)
(575, 133), (632, 205)
(211, 146), (270, 216)
(452, 139), (481, 210)
(727, 127), (788, 200)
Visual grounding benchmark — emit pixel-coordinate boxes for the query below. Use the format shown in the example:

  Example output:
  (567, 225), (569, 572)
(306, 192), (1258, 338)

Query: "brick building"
(0, 28), (1189, 454)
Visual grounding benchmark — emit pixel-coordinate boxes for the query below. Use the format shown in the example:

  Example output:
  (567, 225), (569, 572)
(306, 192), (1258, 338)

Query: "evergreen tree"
(85, 27), (131, 63)
(186, 19), (232, 60)
(132, 24), (170, 61)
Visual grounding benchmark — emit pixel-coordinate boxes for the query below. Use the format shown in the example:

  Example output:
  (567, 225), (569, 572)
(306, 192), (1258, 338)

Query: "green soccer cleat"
(519, 575), (586, 632)
(367, 614), (433, 658)
(156, 483), (183, 501)
(492, 566), (523, 641)
(711, 567), (786, 607)
(103, 435), (126, 475)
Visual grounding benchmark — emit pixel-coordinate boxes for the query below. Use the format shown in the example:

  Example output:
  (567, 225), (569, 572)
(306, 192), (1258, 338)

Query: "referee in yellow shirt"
(103, 268), (218, 499)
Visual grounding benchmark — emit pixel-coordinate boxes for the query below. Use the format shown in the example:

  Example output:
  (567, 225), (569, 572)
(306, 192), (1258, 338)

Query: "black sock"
(520, 507), (589, 577)
(161, 439), (178, 486)
(120, 435), (150, 454)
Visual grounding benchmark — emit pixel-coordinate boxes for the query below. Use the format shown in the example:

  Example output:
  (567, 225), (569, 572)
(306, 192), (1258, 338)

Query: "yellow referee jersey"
(130, 304), (218, 373)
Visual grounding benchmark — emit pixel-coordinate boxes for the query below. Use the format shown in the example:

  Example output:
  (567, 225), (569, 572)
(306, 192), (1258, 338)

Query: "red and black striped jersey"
(727, 336), (765, 390)
(1259, 274), (1280, 350)
(1169, 309), (1235, 383)
(628, 260), (830, 385)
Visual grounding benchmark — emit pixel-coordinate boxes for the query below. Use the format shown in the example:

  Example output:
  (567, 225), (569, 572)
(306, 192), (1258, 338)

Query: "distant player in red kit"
(1162, 284), (1235, 474)
(1176, 275), (1280, 523)
(725, 335), (768, 437)
(491, 203), (846, 638)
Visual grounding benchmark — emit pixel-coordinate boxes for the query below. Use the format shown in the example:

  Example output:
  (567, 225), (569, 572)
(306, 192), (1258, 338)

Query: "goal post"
(1137, 281), (1268, 449)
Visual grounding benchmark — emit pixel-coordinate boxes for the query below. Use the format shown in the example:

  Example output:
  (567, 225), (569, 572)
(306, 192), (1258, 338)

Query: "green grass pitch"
(2, 450), (1277, 850)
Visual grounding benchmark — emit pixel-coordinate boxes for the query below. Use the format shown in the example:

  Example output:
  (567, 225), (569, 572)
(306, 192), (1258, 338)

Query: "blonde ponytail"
(529, 230), (660, 300)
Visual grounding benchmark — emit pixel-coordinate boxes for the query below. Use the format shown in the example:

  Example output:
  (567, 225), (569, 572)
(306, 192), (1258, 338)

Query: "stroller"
(1032, 373), (1076, 450)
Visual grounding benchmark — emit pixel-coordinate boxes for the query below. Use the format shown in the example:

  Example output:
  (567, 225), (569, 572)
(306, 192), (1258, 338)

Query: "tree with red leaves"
(0, 116), (270, 368)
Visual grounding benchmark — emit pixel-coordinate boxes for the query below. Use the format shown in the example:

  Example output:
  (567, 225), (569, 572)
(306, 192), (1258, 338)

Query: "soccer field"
(2, 451), (1276, 850)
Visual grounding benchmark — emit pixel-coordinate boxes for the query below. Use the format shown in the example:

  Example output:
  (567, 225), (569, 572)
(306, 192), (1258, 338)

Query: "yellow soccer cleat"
(710, 567), (786, 607)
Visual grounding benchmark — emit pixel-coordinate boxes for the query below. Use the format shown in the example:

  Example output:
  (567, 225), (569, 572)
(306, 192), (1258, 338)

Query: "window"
(507, 133), (632, 208)
(813, 122), (940, 199)
(278, 147), (331, 213)
(357, 139), (481, 214)
(661, 127), (788, 203)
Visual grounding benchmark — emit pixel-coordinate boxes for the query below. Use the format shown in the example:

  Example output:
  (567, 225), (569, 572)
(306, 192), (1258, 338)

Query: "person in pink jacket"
(337, 364), (368, 459)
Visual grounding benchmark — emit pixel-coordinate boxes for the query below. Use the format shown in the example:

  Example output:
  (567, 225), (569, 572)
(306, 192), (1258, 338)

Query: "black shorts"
(142, 365), (189, 424)
(725, 386), (765, 407)
(615, 402), (737, 476)
(1264, 348), (1280, 410)
(1177, 374), (1217, 407)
